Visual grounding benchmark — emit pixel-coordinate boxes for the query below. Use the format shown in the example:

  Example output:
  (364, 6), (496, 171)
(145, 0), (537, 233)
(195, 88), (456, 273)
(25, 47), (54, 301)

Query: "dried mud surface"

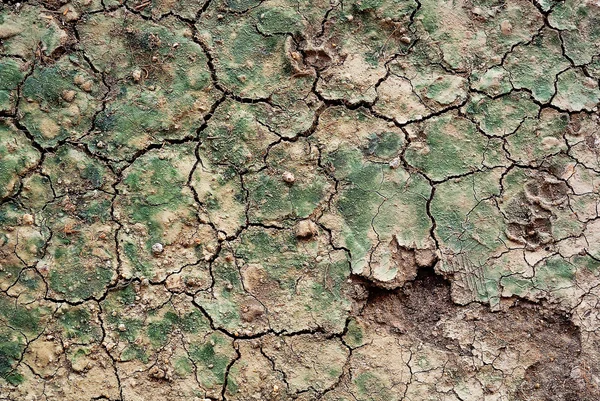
(1, 0), (600, 400)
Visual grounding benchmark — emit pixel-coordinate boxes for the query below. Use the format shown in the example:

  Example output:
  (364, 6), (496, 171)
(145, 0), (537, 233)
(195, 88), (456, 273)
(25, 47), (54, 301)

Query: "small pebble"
(282, 171), (295, 184)
(584, 77), (598, 89)
(295, 220), (318, 239)
(152, 243), (164, 254)
(62, 90), (76, 102)
(22, 213), (34, 225)
(132, 69), (142, 82)
(80, 80), (93, 92)
(500, 20), (512, 35)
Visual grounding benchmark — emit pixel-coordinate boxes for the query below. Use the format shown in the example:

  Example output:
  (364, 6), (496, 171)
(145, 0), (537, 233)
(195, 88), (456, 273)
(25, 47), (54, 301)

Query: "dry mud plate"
(2, 0), (600, 400)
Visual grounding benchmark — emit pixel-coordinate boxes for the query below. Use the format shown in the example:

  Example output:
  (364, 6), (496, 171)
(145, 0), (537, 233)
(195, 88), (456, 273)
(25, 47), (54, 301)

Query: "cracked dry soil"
(1, 0), (600, 400)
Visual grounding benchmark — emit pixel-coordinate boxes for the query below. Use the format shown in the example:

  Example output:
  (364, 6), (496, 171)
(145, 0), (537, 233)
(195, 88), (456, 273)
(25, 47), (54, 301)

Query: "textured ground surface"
(1, 0), (600, 400)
